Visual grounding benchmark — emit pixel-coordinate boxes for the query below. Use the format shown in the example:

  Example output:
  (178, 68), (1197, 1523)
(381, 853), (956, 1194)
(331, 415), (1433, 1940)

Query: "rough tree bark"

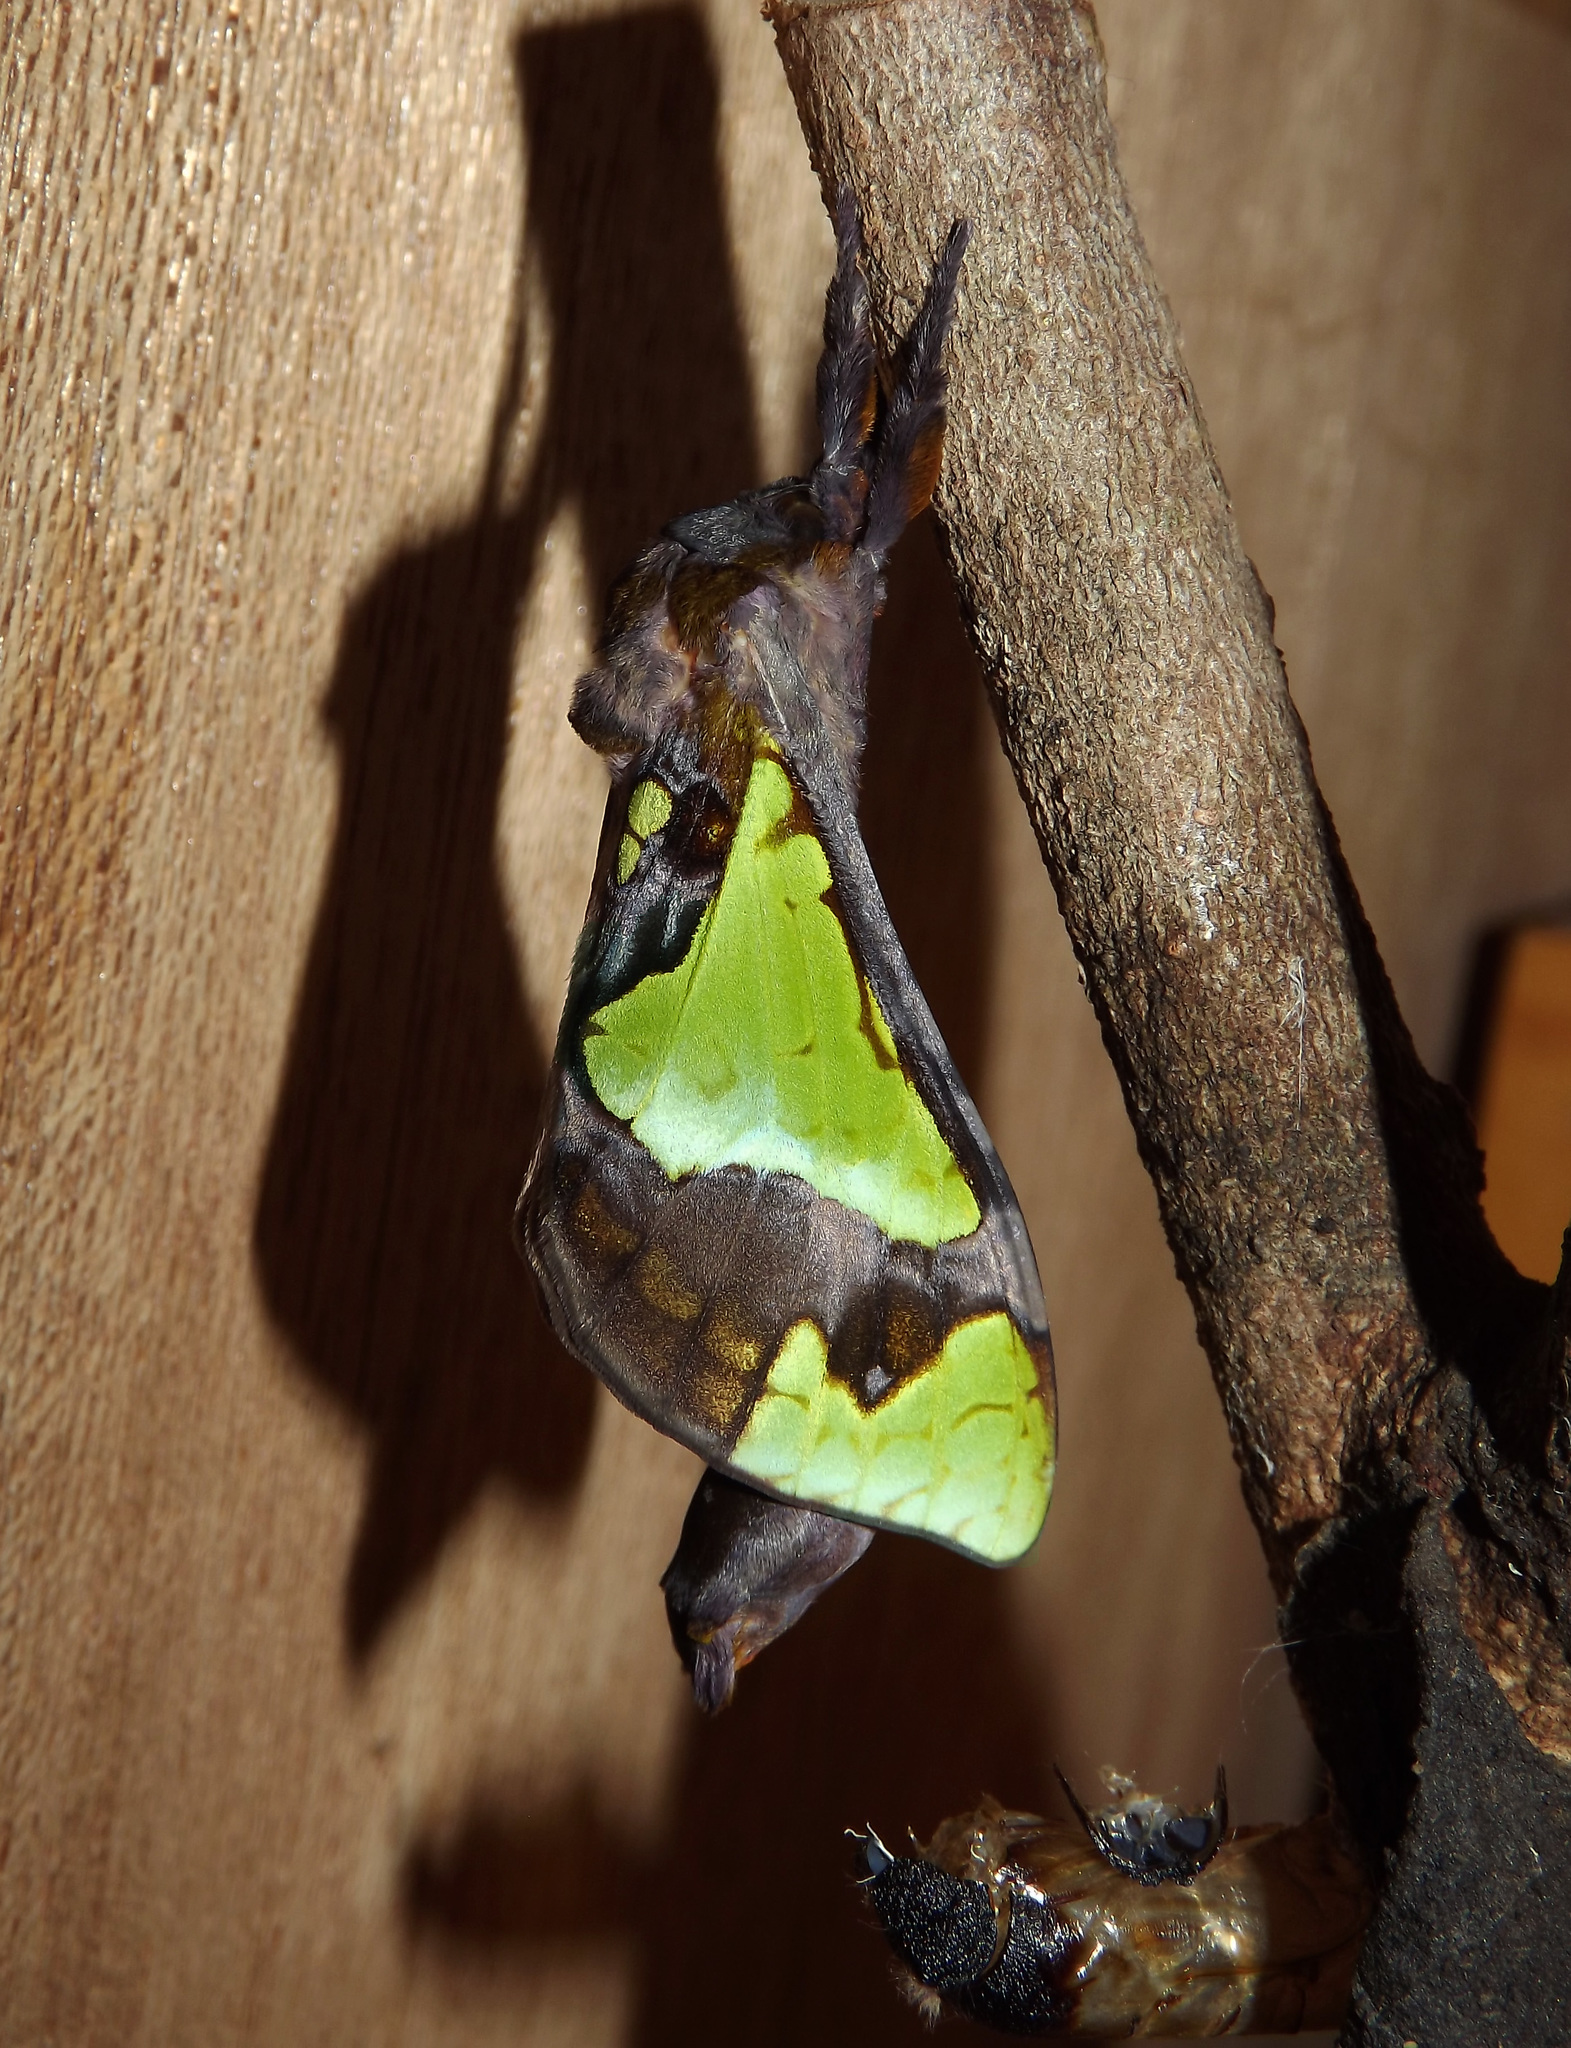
(769, 2), (1571, 2040)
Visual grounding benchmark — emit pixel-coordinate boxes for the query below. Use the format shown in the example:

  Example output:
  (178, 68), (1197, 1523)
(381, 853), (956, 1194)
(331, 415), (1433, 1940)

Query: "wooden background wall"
(4, 3), (1570, 2043)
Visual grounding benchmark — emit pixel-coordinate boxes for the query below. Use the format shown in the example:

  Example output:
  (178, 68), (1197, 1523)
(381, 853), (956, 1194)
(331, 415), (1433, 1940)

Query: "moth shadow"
(402, 1534), (1062, 2048)
(253, 511), (584, 1659)
(252, 3), (761, 1659)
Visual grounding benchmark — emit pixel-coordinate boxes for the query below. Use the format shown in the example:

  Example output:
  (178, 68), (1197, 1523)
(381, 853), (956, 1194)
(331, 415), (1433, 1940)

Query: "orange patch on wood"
(1475, 923), (1571, 1282)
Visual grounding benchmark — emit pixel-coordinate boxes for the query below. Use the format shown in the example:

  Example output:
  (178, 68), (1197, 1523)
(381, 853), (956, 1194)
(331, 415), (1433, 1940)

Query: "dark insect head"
(1056, 1762), (1230, 1886)
(850, 1829), (1003, 1995)
(570, 188), (970, 785)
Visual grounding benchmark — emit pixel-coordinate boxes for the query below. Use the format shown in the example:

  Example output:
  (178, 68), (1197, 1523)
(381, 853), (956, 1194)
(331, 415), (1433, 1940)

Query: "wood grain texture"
(3, 2), (1568, 2044)
(1099, 0), (1571, 1077)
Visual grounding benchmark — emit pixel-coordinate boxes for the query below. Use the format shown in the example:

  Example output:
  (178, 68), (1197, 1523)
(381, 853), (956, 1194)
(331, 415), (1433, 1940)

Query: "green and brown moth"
(518, 197), (1055, 1698)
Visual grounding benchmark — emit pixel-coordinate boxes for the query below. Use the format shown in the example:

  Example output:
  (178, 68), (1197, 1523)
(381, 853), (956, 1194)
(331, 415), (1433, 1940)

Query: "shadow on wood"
(253, 4), (762, 1659)
(860, 512), (994, 1092)
(403, 1533), (1060, 2048)
(256, 13), (1025, 2031)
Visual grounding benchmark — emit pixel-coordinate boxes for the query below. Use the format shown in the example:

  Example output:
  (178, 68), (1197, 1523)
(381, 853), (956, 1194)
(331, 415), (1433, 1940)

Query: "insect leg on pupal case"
(519, 190), (1057, 1708)
(854, 1781), (1373, 2038)
(1054, 1761), (1228, 1885)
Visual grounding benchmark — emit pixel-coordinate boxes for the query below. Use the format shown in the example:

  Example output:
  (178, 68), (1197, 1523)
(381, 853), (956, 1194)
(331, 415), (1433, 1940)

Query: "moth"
(519, 195), (1055, 1700)
(855, 1782), (1371, 2037)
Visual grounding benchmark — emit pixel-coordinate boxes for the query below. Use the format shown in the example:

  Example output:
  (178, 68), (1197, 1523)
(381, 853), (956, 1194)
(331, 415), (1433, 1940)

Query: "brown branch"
(769, 0), (1571, 2037)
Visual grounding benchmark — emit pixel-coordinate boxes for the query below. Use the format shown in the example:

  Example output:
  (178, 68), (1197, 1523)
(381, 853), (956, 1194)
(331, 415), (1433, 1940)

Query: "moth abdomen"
(660, 1469), (873, 1713)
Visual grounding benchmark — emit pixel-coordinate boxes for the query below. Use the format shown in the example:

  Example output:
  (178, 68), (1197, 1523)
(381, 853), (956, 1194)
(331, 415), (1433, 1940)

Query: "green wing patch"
(584, 750), (980, 1247)
(626, 776), (674, 839)
(732, 1311), (1052, 1563)
(540, 741), (1054, 1566)
(616, 775), (674, 884)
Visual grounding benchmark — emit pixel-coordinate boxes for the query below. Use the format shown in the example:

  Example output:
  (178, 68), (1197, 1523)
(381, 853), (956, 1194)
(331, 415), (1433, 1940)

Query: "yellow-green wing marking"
(616, 775), (674, 884)
(731, 1312), (1053, 1563)
(584, 752), (979, 1247)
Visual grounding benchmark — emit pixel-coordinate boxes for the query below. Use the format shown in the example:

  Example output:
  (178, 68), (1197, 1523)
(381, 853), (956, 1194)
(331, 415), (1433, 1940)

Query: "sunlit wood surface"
(4, 3), (1570, 2043)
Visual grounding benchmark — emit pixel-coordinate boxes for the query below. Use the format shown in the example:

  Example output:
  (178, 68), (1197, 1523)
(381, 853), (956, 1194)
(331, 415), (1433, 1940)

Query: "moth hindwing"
(519, 197), (1055, 1567)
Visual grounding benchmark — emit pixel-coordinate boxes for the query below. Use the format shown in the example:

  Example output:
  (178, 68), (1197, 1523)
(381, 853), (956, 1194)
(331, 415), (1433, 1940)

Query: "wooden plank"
(4, 2), (1570, 2042)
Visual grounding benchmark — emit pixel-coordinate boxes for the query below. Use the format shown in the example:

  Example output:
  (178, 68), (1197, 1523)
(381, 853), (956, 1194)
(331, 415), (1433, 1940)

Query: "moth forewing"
(523, 704), (1054, 1567)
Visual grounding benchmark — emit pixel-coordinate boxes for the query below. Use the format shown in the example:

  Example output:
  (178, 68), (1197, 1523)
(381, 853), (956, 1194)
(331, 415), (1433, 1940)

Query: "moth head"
(851, 1825), (897, 1884)
(571, 191), (969, 780)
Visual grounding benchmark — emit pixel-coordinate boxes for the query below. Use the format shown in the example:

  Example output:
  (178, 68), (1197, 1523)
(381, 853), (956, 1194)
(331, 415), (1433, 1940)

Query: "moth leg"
(814, 184), (877, 537)
(660, 1469), (873, 1712)
(862, 216), (971, 557)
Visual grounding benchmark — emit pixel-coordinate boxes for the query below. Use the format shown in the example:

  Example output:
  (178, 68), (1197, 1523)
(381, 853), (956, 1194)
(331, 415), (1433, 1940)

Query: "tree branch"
(768, 1), (1571, 2037)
